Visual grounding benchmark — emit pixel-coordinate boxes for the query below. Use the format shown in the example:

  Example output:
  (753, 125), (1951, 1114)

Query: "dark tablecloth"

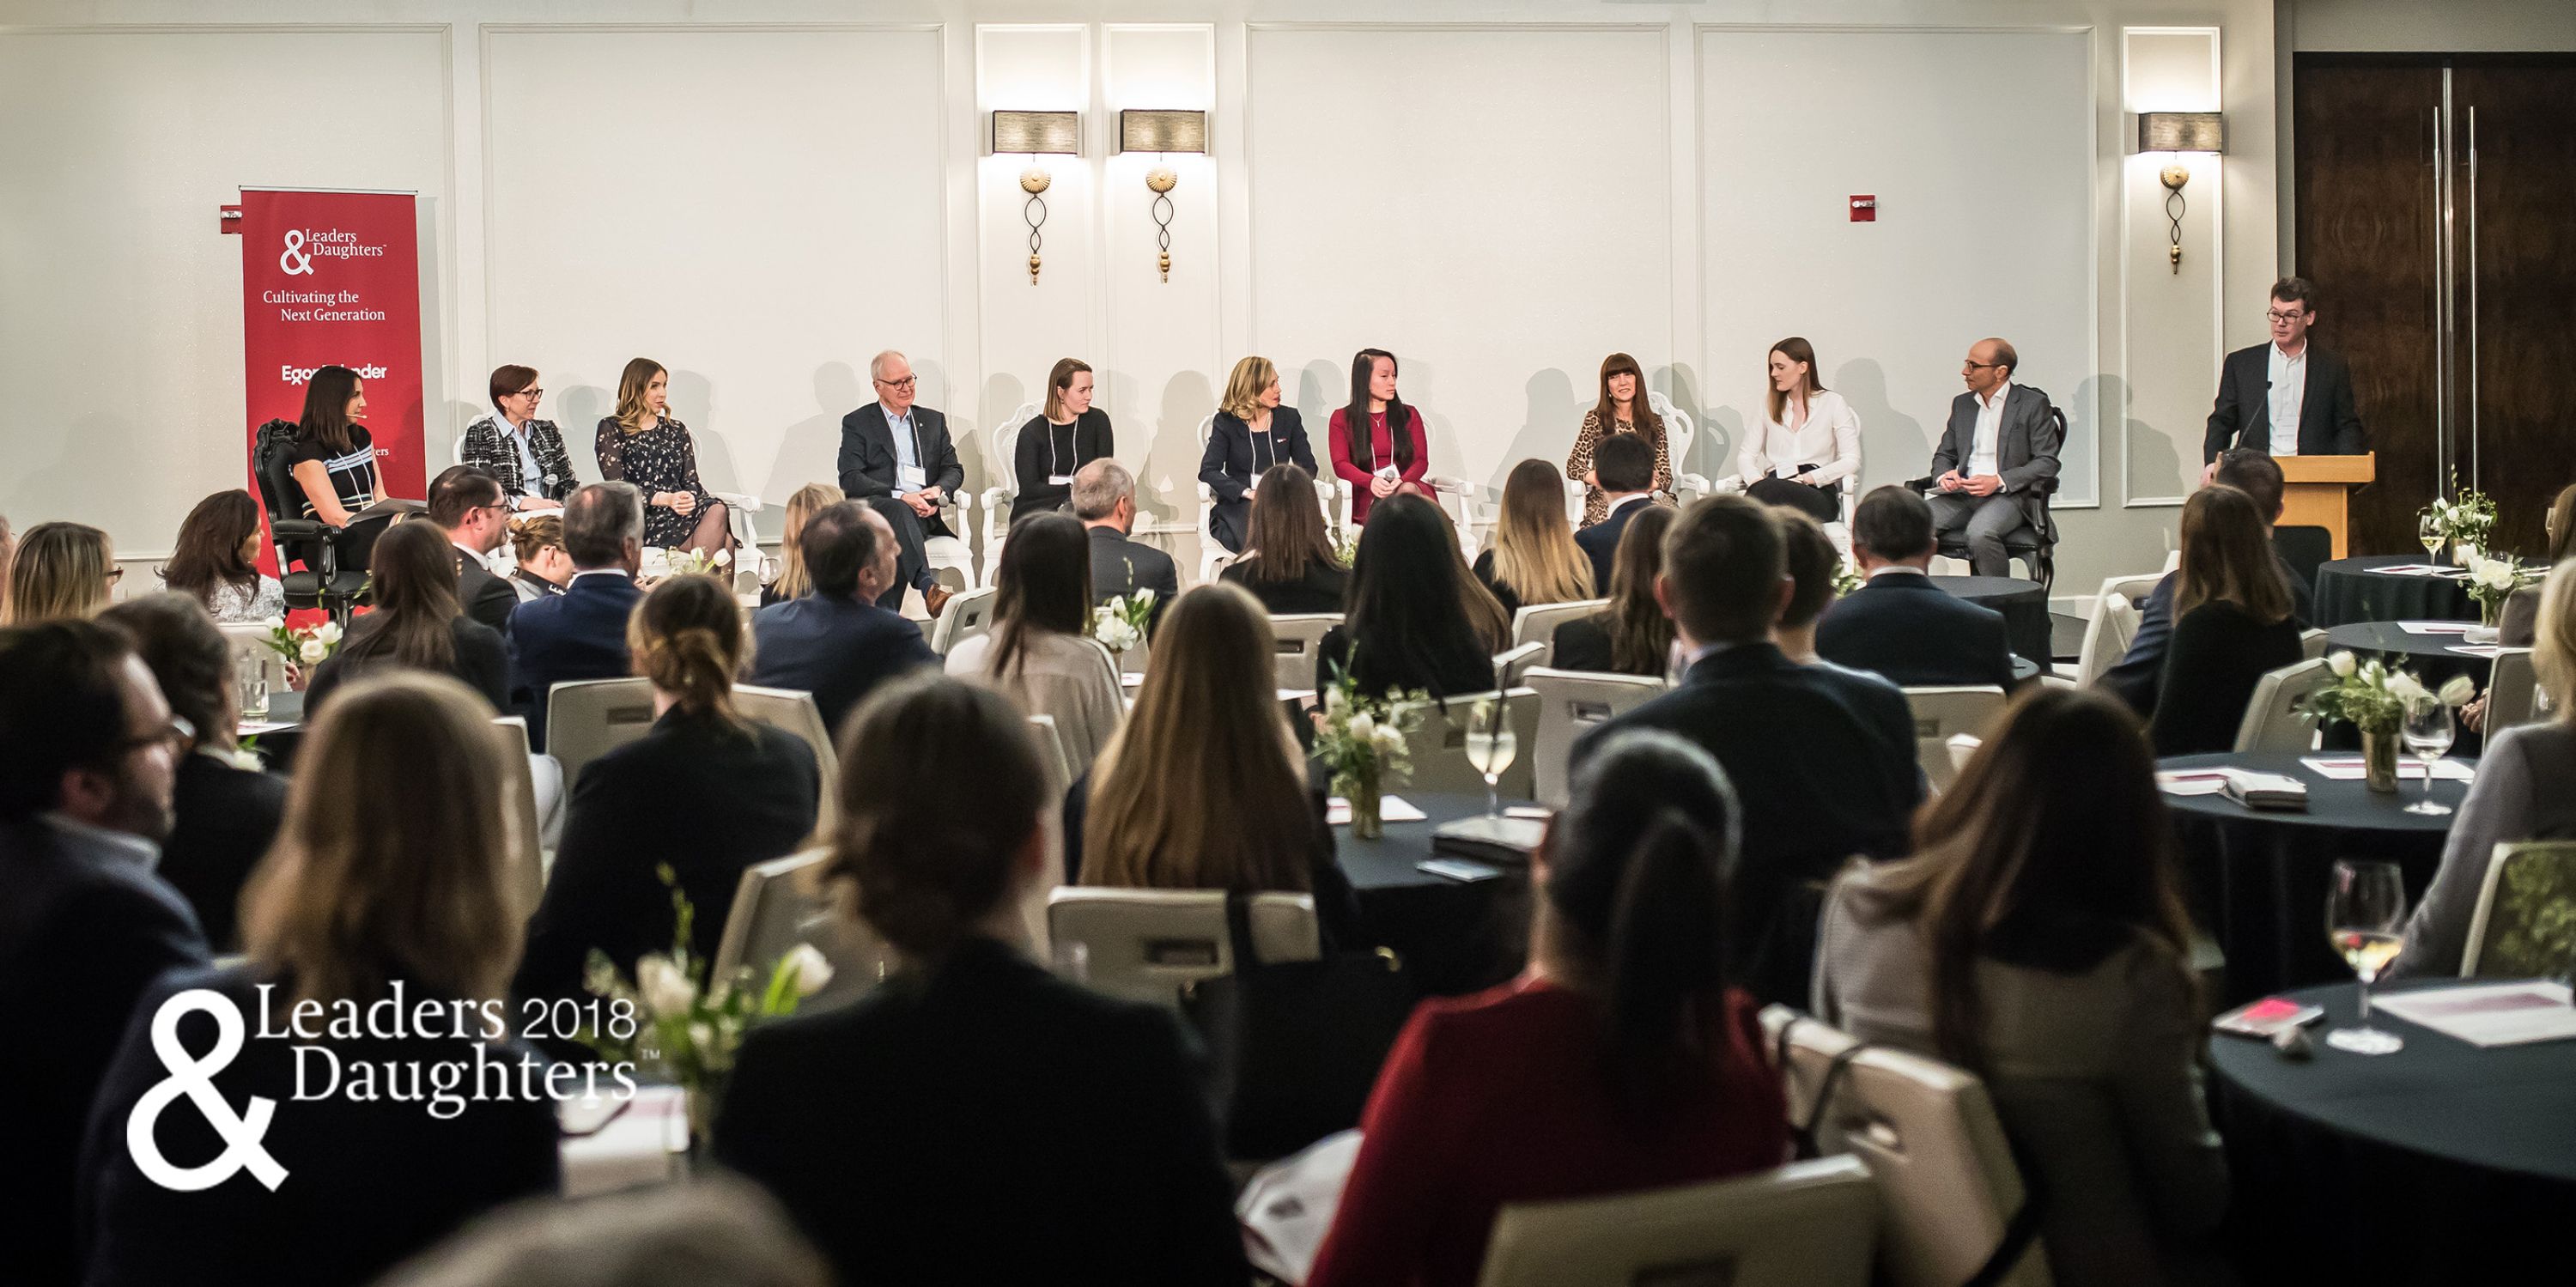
(1338, 792), (1534, 998)
(1930, 574), (2052, 665)
(2210, 980), (2576, 1282)
(240, 689), (306, 773)
(2160, 751), (2465, 1004)
(2320, 621), (2495, 688)
(2312, 555), (2474, 628)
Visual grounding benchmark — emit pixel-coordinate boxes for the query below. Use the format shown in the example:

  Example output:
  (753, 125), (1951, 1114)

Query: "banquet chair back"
(1044, 888), (1321, 1008)
(1652, 392), (1716, 502)
(545, 678), (658, 790)
(1900, 686), (2008, 792)
(975, 402), (1042, 586)
(1268, 614), (1343, 691)
(1476, 1155), (1879, 1287)
(1525, 667), (1666, 807)
(1025, 713), (1072, 786)
(927, 586), (999, 655)
(2074, 574), (2164, 687)
(1510, 598), (1607, 663)
(2460, 841), (2576, 978)
(1394, 688), (1540, 798)
(490, 716), (544, 907)
(2300, 628), (2330, 660)
(712, 848), (890, 1010)
(2482, 648), (2541, 735)
(1761, 1008), (2050, 1287)
(732, 685), (841, 843)
(2232, 659), (2331, 756)
(1493, 641), (1545, 689)
(1193, 414), (1229, 584)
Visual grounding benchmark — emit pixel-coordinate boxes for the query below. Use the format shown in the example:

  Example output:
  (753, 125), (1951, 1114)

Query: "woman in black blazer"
(1218, 464), (1349, 615)
(513, 576), (819, 1007)
(1317, 495), (1498, 700)
(81, 674), (558, 1287)
(714, 676), (1245, 1287)
(1011, 358), (1115, 521)
(2150, 487), (2305, 756)
(302, 520), (510, 717)
(1200, 356), (1317, 553)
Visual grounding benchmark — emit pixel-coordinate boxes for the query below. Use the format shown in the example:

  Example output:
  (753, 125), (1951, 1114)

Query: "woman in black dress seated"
(1219, 464), (1347, 615)
(1318, 494), (1497, 700)
(1011, 357), (1114, 522)
(1552, 503), (1676, 677)
(595, 356), (730, 556)
(1200, 355), (1315, 553)
(2149, 485), (2304, 756)
(303, 520), (509, 717)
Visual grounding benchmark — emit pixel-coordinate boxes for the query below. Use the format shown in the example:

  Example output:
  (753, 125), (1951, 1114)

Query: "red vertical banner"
(234, 190), (427, 534)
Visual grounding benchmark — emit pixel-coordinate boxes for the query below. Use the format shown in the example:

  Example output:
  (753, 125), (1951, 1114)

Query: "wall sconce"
(2139, 112), (2225, 275)
(992, 110), (1080, 284)
(1117, 109), (1208, 282)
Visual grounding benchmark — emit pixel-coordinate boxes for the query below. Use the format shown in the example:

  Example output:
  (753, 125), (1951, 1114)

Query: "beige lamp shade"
(2139, 112), (2225, 154)
(1117, 109), (1207, 155)
(991, 110), (1079, 155)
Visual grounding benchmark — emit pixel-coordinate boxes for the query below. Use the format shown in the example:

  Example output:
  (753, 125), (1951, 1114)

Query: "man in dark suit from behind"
(430, 464), (520, 634)
(750, 501), (938, 737)
(508, 481), (646, 750)
(837, 349), (962, 618)
(0, 619), (210, 1285)
(2102, 449), (2317, 717)
(2201, 276), (2368, 478)
(1073, 458), (1180, 640)
(1575, 430), (1658, 595)
(1815, 485), (2019, 690)
(1572, 495), (1922, 1006)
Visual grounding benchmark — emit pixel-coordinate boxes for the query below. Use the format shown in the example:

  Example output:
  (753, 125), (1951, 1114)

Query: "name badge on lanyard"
(898, 465), (927, 491)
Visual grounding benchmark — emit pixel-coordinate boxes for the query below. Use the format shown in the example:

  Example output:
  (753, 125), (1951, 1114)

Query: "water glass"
(236, 653), (270, 721)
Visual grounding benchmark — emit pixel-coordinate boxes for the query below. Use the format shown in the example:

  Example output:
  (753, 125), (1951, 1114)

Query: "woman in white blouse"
(1738, 337), (1861, 525)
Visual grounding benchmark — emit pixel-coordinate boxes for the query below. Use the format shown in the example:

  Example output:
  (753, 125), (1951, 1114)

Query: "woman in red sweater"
(1306, 728), (1789, 1287)
(1327, 348), (1431, 524)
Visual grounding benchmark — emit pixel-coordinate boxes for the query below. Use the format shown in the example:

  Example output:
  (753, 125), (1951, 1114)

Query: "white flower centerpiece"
(2298, 652), (2476, 792)
(2464, 553), (2540, 629)
(259, 617), (343, 689)
(1313, 660), (1427, 839)
(2421, 481), (2498, 564)
(1091, 586), (1156, 656)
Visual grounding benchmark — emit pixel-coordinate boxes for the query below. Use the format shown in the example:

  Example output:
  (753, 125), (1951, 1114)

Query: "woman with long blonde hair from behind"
(1473, 459), (1595, 618)
(765, 482), (846, 604)
(1073, 584), (1361, 945)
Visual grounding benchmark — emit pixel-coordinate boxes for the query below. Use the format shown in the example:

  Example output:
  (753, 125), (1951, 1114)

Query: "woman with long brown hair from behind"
(1218, 463), (1348, 615)
(1473, 458), (1595, 618)
(1072, 584), (1361, 943)
(1549, 503), (1676, 676)
(1814, 685), (2226, 1287)
(942, 512), (1124, 774)
(161, 489), (284, 622)
(2147, 484), (2301, 756)
(301, 519), (509, 717)
(81, 671), (560, 1287)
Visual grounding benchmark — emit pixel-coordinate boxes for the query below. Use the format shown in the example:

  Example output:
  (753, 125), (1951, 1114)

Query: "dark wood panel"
(2457, 62), (2576, 558)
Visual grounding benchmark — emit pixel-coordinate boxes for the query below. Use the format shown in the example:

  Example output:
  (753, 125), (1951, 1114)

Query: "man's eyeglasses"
(1963, 361), (2005, 370)
(875, 376), (918, 391)
(118, 715), (195, 757)
(2265, 310), (2307, 324)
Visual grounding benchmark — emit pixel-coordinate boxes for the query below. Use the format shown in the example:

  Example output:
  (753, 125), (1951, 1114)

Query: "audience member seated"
(8, 519), (116, 623)
(0, 619), (207, 1285)
(160, 489), (283, 622)
(519, 574), (820, 1004)
(2103, 450), (2315, 716)
(1218, 464), (1349, 615)
(2391, 559), (2576, 979)
(1772, 509), (1844, 669)
(1318, 495), (1498, 700)
(1815, 484), (2017, 689)
(1449, 529), (1515, 653)
(945, 513), (1126, 774)
(1473, 458), (1594, 619)
(2148, 486), (2304, 756)
(506, 513), (571, 604)
(98, 593), (286, 951)
(81, 672), (559, 1287)
(304, 519), (510, 719)
(377, 1178), (830, 1287)
(1815, 686), (2229, 1287)
(714, 675), (1246, 1287)
(1072, 458), (1179, 638)
(1308, 729), (1789, 1287)
(749, 501), (935, 737)
(431, 465), (520, 634)
(2495, 483), (2574, 647)
(1551, 503), (1676, 677)
(509, 482), (647, 749)
(759, 482), (842, 608)
(1573, 495), (1921, 1005)
(1066, 585), (1362, 944)
(1575, 431), (1659, 594)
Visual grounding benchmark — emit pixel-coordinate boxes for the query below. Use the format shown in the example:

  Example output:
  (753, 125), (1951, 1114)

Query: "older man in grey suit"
(1927, 337), (2062, 577)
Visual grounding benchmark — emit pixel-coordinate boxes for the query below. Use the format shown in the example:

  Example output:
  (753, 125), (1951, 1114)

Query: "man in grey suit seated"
(1927, 337), (2062, 577)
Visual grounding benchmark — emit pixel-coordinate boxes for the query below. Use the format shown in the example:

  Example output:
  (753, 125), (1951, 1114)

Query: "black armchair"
(1910, 406), (2064, 592)
(251, 419), (368, 622)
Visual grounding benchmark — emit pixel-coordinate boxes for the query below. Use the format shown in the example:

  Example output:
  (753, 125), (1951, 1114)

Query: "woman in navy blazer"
(1200, 355), (1316, 553)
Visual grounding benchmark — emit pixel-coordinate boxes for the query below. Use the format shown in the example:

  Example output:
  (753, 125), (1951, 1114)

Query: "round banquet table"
(2312, 554), (2475, 628)
(1336, 791), (1535, 998)
(2320, 621), (2496, 689)
(2159, 751), (2467, 1005)
(2209, 980), (2576, 1283)
(1929, 574), (2051, 665)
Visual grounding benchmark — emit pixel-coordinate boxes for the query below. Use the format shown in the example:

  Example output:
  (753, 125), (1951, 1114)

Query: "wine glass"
(1463, 699), (1517, 820)
(2418, 511), (2445, 563)
(2325, 859), (2409, 1055)
(2400, 697), (2457, 817)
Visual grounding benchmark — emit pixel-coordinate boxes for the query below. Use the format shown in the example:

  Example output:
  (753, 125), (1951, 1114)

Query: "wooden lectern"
(2276, 453), (2375, 558)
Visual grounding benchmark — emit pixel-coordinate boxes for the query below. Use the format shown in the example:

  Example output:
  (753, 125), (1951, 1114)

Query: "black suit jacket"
(1929, 383), (2063, 528)
(1090, 525), (1180, 638)
(161, 753), (289, 951)
(80, 965), (558, 1287)
(2148, 602), (2306, 756)
(1575, 498), (1648, 598)
(748, 592), (938, 737)
(1572, 643), (1922, 1007)
(514, 709), (819, 1004)
(839, 402), (966, 535)
(1814, 571), (2018, 689)
(714, 937), (1248, 1287)
(507, 571), (645, 749)
(2202, 343), (2368, 462)
(1198, 408), (1315, 504)
(1219, 556), (1348, 616)
(0, 819), (208, 1286)
(455, 545), (519, 635)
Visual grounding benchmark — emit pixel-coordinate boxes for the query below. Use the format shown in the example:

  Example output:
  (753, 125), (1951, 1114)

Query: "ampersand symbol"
(125, 989), (288, 1193)
(278, 229), (314, 276)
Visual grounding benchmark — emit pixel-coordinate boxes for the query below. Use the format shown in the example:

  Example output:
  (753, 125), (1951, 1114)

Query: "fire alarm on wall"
(1850, 195), (1877, 222)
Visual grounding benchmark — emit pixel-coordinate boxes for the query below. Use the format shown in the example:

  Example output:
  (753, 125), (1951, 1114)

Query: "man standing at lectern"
(2201, 276), (2367, 483)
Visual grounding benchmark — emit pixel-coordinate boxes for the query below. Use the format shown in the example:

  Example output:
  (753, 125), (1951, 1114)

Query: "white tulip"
(1372, 725), (1406, 756)
(314, 622), (343, 645)
(1347, 712), (1376, 743)
(2387, 672), (2428, 708)
(2438, 675), (2477, 707)
(782, 944), (834, 998)
(2327, 652), (2357, 678)
(713, 549), (732, 568)
(2476, 560), (2518, 591)
(637, 955), (697, 1019)
(299, 639), (327, 664)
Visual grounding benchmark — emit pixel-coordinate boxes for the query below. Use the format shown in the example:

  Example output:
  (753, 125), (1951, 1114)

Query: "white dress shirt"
(501, 415), (544, 499)
(2266, 343), (2308, 456)
(885, 406), (926, 491)
(1740, 389), (1863, 487)
(1968, 380), (2011, 478)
